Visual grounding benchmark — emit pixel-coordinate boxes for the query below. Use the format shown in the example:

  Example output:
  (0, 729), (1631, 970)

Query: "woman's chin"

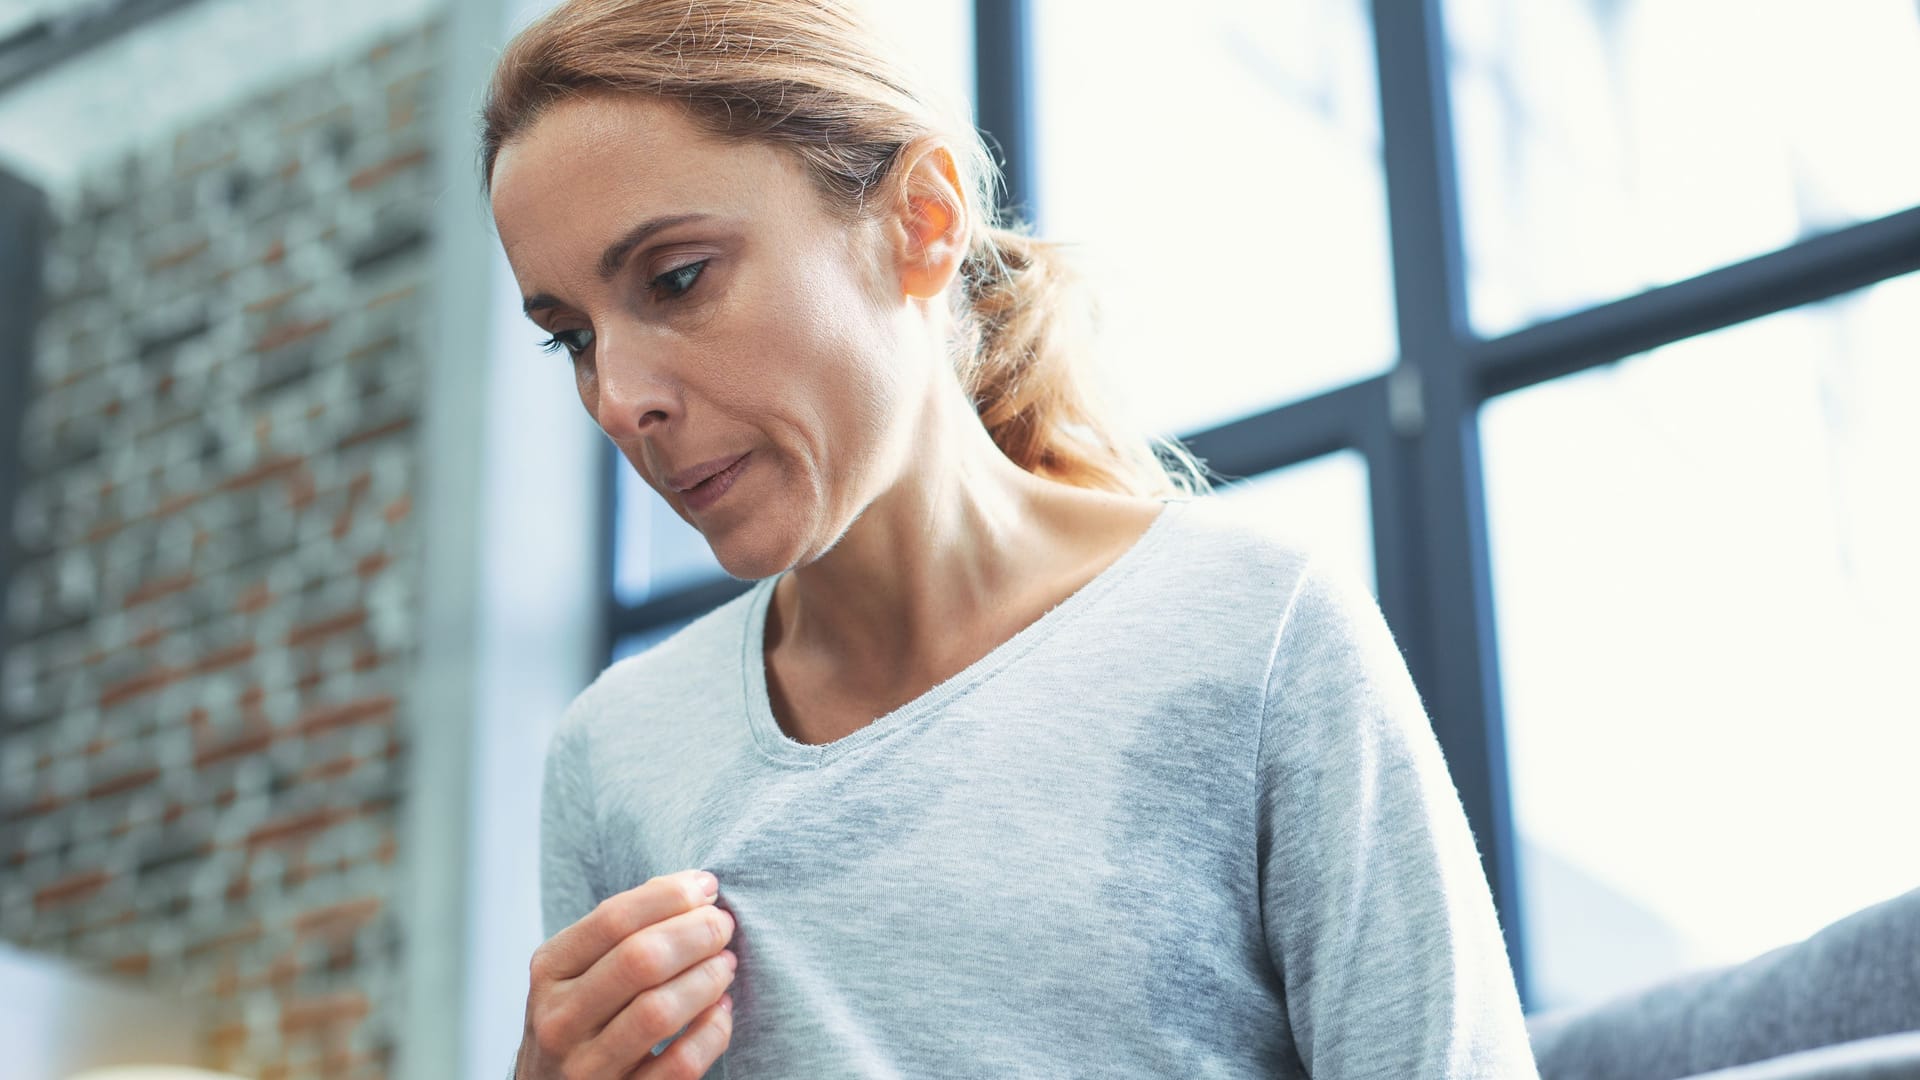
(706, 530), (800, 583)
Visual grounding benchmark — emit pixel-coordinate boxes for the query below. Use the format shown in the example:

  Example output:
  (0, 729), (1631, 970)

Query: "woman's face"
(489, 92), (923, 580)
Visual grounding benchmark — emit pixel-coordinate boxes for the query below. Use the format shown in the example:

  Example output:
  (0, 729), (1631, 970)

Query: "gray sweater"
(534, 495), (1540, 1077)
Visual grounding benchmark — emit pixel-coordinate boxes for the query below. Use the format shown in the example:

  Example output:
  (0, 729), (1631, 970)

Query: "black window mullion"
(972, 0), (1036, 229)
(1470, 204), (1920, 399)
(1370, 0), (1531, 1007)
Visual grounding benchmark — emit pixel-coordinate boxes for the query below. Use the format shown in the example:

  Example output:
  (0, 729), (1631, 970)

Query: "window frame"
(602, 0), (1920, 1011)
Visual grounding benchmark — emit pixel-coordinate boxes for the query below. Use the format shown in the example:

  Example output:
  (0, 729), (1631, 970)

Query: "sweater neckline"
(739, 496), (1191, 768)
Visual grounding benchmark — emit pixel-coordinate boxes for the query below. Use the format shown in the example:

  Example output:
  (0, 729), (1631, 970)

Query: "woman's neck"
(765, 377), (1156, 704)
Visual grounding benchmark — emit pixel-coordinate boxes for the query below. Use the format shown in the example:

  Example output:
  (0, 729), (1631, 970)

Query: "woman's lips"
(681, 453), (748, 513)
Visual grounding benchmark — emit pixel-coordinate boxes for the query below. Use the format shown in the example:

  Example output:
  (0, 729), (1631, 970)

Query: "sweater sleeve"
(541, 708), (605, 942)
(1257, 559), (1539, 1078)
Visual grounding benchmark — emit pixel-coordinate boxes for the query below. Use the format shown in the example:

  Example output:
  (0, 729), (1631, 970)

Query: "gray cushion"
(1677, 1032), (1920, 1079)
(1528, 886), (1920, 1080)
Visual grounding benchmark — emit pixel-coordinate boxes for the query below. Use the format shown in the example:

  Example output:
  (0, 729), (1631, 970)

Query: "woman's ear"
(890, 139), (970, 300)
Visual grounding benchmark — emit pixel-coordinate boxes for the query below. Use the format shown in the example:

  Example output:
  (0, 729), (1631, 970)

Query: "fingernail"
(720, 992), (734, 1014)
(698, 871), (719, 897)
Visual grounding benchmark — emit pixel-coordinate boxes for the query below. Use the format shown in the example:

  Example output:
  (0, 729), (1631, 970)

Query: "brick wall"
(1, 18), (442, 1079)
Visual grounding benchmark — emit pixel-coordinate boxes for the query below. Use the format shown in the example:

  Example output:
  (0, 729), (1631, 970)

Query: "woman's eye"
(652, 259), (708, 299)
(537, 327), (594, 359)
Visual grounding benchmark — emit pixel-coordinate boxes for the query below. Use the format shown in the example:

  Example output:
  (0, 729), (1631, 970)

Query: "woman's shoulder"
(557, 578), (768, 736)
(1154, 494), (1321, 587)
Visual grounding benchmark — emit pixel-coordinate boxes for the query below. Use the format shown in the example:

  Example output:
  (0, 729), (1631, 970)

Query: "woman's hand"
(517, 870), (738, 1079)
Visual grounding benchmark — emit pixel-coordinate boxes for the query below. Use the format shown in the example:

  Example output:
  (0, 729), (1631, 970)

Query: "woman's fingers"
(537, 872), (719, 983)
(586, 948), (736, 1078)
(563, 902), (735, 1036)
(634, 990), (736, 1080)
(522, 871), (731, 1077)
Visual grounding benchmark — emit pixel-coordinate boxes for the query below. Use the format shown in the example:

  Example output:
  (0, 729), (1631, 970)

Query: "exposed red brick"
(254, 317), (331, 353)
(287, 609), (365, 647)
(100, 665), (182, 708)
(266, 951), (302, 987)
(247, 806), (352, 851)
(195, 640), (256, 674)
(285, 467), (318, 510)
(331, 508), (353, 540)
(239, 684), (266, 709)
(225, 874), (250, 902)
(244, 285), (308, 314)
(220, 454), (302, 492)
(235, 581), (274, 614)
(353, 649), (383, 673)
(348, 470), (372, 499)
(295, 695), (394, 738)
(174, 148), (236, 179)
(162, 802), (186, 824)
(368, 285), (416, 310)
(156, 374), (174, 395)
(73, 907), (140, 934)
(153, 490), (200, 517)
(193, 726), (274, 768)
(34, 869), (110, 911)
(148, 238), (208, 271)
(294, 896), (382, 942)
(86, 516), (124, 543)
(338, 416), (413, 449)
(132, 623), (167, 649)
(124, 572), (194, 608)
(82, 649), (106, 667)
(261, 238), (286, 264)
(110, 951), (150, 977)
(295, 753), (361, 785)
(381, 494), (411, 523)
(345, 334), (399, 361)
(347, 148), (429, 191)
(188, 920), (263, 958)
(355, 551), (391, 578)
(375, 830), (397, 865)
(83, 737), (112, 756)
(279, 991), (370, 1035)
(103, 397), (122, 417)
(86, 766), (161, 800)
(8, 791), (65, 821)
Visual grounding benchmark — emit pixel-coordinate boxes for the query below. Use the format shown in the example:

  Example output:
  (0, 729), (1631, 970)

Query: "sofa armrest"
(1529, 886), (1920, 1080)
(1675, 1031), (1920, 1080)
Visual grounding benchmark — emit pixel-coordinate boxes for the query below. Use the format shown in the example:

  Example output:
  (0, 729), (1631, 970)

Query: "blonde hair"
(479, 0), (1210, 497)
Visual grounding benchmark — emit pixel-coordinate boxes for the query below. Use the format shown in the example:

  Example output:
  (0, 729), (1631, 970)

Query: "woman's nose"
(591, 331), (677, 438)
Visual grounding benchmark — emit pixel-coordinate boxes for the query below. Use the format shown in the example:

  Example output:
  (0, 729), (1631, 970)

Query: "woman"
(483, 1), (1539, 1077)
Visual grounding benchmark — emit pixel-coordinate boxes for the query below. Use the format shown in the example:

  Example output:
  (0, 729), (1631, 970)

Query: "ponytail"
(954, 225), (1211, 497)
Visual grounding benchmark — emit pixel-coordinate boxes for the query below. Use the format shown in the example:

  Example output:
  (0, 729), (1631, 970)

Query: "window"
(1483, 270), (1920, 1010)
(602, 0), (1920, 1015)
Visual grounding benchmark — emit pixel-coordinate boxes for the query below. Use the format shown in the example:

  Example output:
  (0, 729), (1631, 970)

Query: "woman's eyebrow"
(521, 211), (715, 317)
(596, 211), (713, 279)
